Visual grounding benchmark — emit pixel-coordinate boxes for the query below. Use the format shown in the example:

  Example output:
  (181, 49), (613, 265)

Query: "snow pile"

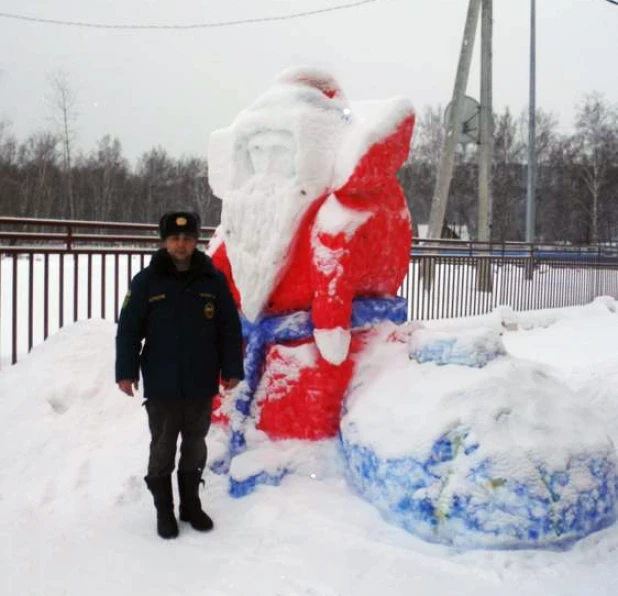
(227, 434), (344, 498)
(424, 297), (616, 335)
(505, 296), (617, 331)
(205, 422), (345, 498)
(340, 323), (618, 549)
(4, 306), (618, 593)
(0, 320), (147, 516)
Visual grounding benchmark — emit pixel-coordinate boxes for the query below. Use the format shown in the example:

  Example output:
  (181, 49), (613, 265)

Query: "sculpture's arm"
(310, 194), (372, 365)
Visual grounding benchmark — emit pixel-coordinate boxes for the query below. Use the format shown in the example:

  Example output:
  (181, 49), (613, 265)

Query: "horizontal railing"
(2, 216), (618, 368)
(0, 216), (217, 250)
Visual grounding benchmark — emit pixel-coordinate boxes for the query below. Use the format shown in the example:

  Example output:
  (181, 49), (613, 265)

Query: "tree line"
(0, 128), (222, 230)
(400, 92), (618, 243)
(1, 90), (617, 244)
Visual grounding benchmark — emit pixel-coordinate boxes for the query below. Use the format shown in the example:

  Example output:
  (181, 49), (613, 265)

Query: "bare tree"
(198, 165), (222, 227)
(414, 105), (446, 168)
(0, 120), (19, 215)
(47, 71), (78, 219)
(574, 93), (618, 243)
(17, 132), (61, 219)
(89, 135), (127, 220)
(135, 147), (177, 222)
(519, 109), (561, 241)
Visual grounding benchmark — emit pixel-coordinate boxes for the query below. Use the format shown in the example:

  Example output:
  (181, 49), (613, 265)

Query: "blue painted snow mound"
(341, 334), (618, 550)
(229, 468), (289, 498)
(409, 327), (506, 368)
(224, 437), (345, 498)
(341, 425), (617, 550)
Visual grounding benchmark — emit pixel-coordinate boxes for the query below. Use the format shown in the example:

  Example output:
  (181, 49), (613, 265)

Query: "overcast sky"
(0, 0), (616, 164)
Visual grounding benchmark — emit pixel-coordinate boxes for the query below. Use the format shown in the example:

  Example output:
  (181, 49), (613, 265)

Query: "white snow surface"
(347, 323), (612, 465)
(2, 303), (618, 594)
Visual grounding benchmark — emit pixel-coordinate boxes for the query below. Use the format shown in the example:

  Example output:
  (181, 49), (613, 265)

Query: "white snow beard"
(221, 175), (319, 322)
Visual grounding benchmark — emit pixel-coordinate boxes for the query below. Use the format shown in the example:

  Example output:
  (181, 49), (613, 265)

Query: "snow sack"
(341, 331), (618, 550)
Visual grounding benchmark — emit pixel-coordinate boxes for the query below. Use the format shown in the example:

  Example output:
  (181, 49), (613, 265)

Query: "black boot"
(177, 471), (214, 532)
(144, 476), (179, 539)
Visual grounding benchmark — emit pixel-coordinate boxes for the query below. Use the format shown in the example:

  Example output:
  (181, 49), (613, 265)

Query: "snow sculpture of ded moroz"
(207, 67), (414, 452)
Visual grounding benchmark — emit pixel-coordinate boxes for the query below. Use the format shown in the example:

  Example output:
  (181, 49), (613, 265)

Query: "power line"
(0, 1), (379, 30)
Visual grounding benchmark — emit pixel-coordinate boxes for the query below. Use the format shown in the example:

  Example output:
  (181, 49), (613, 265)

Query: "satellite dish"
(444, 96), (480, 145)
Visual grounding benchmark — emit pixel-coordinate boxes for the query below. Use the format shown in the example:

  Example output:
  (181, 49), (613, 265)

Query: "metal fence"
(399, 240), (618, 320)
(3, 216), (618, 368)
(0, 217), (214, 368)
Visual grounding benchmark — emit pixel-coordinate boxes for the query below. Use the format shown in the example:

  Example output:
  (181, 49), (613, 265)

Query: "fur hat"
(159, 211), (200, 240)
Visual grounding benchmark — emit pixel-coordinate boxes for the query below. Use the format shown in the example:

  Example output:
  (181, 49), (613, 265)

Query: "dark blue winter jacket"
(115, 249), (244, 401)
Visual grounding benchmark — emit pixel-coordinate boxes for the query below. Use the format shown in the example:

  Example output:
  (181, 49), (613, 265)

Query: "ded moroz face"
(164, 234), (198, 265)
(220, 128), (318, 321)
(247, 130), (296, 178)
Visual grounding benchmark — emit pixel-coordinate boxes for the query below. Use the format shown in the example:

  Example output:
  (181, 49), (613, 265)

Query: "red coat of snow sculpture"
(207, 68), (415, 441)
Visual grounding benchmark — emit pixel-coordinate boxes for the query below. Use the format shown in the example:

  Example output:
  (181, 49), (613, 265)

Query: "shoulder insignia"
(148, 294), (167, 303)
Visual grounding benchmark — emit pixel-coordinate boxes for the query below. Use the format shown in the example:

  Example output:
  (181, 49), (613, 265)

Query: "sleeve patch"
(121, 290), (131, 310)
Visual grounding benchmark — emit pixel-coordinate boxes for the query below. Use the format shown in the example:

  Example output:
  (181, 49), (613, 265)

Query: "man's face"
(164, 234), (198, 265)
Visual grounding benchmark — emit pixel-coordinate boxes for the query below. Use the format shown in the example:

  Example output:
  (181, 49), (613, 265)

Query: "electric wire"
(0, 0), (379, 30)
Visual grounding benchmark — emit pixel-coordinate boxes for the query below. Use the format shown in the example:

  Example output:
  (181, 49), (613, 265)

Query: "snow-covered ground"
(2, 302), (618, 595)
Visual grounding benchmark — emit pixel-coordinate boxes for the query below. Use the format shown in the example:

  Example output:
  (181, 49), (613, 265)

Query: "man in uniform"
(116, 211), (244, 539)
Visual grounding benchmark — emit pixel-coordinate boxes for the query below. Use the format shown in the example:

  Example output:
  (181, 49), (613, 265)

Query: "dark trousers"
(145, 399), (213, 478)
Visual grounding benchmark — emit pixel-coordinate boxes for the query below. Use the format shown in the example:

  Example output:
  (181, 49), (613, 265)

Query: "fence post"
(66, 223), (73, 252)
(476, 241), (494, 292)
(525, 242), (535, 281)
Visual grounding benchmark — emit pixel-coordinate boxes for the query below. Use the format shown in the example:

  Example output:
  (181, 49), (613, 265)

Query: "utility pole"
(526, 0), (537, 244)
(427, 0), (482, 240)
(477, 0), (493, 291)
(478, 0), (493, 245)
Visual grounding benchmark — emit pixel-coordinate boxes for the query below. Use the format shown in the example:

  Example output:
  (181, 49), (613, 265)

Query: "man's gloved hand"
(221, 378), (241, 391)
